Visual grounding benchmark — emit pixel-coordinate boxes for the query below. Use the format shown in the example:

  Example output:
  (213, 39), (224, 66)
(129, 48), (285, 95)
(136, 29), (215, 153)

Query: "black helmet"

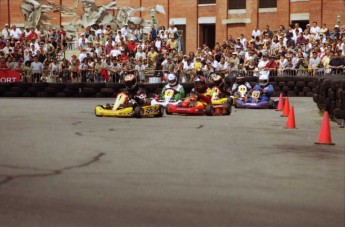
(236, 75), (245, 85)
(124, 74), (137, 90)
(194, 76), (207, 93)
(212, 74), (223, 87)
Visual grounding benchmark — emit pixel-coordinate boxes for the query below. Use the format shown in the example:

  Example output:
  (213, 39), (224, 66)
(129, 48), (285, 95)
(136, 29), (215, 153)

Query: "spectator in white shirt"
(135, 46), (146, 61)
(252, 28), (261, 38)
(10, 25), (22, 40)
(120, 24), (131, 38)
(110, 45), (121, 58)
(1, 24), (11, 40)
(310, 22), (320, 35)
(95, 25), (106, 37)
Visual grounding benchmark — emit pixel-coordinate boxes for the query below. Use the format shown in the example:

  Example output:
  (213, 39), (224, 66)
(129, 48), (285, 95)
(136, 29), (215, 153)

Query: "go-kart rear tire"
(205, 104), (214, 116)
(133, 106), (144, 118)
(155, 106), (164, 117)
(223, 103), (232, 115)
(268, 99), (274, 109)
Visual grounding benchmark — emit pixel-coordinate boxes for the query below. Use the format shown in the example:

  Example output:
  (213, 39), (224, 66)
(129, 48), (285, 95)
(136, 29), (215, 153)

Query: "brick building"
(1, 0), (344, 53)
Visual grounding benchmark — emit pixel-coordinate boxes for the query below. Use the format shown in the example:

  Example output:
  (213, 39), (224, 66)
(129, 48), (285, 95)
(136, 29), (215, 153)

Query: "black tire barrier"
(313, 75), (345, 124)
(56, 92), (67, 97)
(100, 88), (115, 97)
(0, 76), (338, 100)
(82, 87), (97, 96)
(4, 91), (19, 97)
(27, 87), (38, 95)
(45, 87), (59, 95)
(36, 92), (50, 97)
(10, 86), (24, 94)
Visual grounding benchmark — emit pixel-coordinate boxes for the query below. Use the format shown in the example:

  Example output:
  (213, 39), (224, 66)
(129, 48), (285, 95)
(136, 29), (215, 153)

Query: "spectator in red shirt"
(127, 38), (136, 57)
(58, 25), (67, 47)
(265, 56), (278, 76)
(27, 28), (38, 42)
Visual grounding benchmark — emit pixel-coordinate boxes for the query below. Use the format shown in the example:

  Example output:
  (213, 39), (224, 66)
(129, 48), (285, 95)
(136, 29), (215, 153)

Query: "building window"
(259, 0), (277, 8)
(228, 0), (246, 9)
(198, 0), (216, 4)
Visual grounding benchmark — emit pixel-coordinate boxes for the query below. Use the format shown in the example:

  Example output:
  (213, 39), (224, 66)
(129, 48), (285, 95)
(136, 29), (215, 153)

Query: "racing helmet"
(212, 74), (223, 87)
(194, 76), (207, 93)
(236, 75), (245, 85)
(124, 74), (137, 90)
(259, 74), (269, 86)
(167, 74), (177, 87)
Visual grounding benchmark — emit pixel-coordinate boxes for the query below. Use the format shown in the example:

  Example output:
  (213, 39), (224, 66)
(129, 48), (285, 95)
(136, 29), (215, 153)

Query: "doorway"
(291, 20), (309, 31)
(200, 24), (215, 49)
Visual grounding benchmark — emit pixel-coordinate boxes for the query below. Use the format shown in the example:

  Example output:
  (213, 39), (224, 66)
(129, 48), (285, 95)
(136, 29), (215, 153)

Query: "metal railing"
(1, 67), (344, 83)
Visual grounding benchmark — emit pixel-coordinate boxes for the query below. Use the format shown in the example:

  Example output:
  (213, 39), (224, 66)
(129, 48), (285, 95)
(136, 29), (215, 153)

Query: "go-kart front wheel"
(205, 104), (214, 116)
(268, 99), (274, 109)
(154, 106), (164, 117)
(223, 103), (232, 115)
(133, 106), (144, 118)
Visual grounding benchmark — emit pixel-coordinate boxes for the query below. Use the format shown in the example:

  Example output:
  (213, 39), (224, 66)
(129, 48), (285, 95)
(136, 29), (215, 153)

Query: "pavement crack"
(196, 125), (204, 129)
(0, 152), (105, 186)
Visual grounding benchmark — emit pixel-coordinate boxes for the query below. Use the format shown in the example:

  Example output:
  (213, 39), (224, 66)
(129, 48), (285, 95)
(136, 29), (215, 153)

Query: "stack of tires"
(273, 76), (316, 97)
(313, 75), (345, 125)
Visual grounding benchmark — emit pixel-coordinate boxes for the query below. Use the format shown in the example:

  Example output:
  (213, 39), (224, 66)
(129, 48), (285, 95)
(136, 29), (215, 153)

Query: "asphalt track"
(0, 97), (344, 227)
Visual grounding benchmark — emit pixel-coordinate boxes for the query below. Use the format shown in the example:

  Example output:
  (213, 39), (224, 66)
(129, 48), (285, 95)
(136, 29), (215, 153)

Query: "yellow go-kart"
(206, 86), (232, 116)
(95, 92), (164, 118)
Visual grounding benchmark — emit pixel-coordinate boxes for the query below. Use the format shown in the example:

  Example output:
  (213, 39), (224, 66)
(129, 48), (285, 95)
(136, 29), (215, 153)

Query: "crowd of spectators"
(0, 21), (344, 83)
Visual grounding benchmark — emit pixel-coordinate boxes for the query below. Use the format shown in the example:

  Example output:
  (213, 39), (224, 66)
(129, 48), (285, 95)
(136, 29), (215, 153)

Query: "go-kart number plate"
(113, 92), (128, 110)
(251, 91), (261, 99)
(238, 85), (247, 96)
(165, 89), (174, 98)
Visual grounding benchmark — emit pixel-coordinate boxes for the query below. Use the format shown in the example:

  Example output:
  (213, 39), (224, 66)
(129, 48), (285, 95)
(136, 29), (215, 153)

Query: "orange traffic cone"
(281, 97), (290, 117)
(315, 112), (335, 145)
(275, 93), (284, 111)
(285, 106), (296, 129)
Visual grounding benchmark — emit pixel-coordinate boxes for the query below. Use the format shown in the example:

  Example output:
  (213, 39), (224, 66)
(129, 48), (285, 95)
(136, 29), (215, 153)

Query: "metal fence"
(1, 67), (344, 84)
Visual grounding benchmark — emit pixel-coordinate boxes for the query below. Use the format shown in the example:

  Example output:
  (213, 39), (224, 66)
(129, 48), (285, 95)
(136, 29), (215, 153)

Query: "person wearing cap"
(167, 35), (178, 51)
(120, 24), (131, 38)
(78, 33), (89, 48)
(2, 24), (10, 40)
